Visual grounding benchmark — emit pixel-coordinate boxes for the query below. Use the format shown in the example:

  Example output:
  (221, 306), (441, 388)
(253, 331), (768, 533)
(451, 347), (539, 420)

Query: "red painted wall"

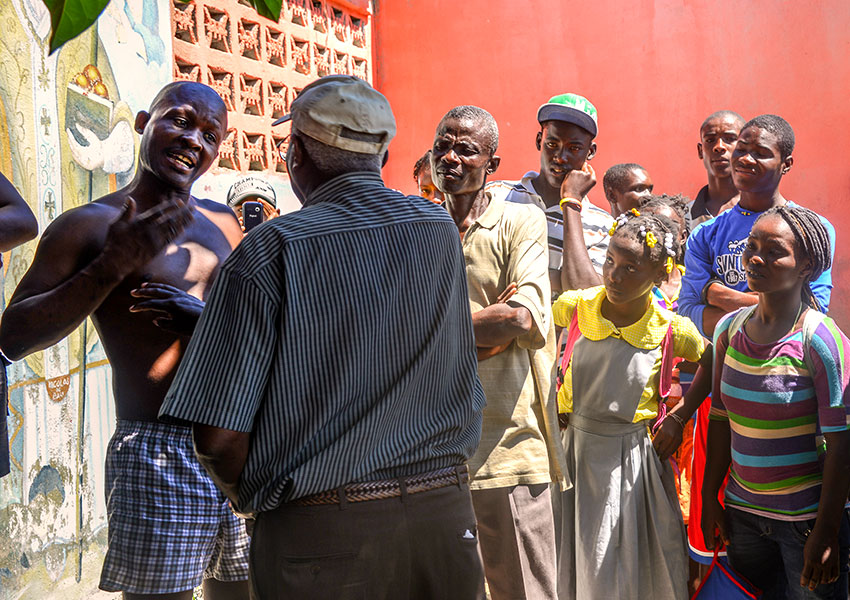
(372, 0), (850, 327)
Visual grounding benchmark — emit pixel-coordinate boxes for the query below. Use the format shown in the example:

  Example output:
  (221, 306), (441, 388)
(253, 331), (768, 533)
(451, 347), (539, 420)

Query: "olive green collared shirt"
(462, 193), (568, 491)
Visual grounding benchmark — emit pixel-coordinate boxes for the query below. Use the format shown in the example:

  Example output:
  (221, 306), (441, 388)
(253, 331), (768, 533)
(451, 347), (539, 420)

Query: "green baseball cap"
(537, 93), (598, 137)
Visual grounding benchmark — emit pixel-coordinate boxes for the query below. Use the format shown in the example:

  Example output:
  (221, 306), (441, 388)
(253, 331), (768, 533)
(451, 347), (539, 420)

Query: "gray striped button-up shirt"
(159, 171), (485, 514)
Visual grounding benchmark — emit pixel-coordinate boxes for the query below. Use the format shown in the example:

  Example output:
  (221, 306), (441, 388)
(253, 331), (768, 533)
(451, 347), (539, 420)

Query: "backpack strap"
(801, 308), (828, 452)
(652, 321), (676, 433)
(556, 308), (582, 391)
(658, 322), (675, 398)
(726, 304), (824, 370)
(801, 308), (827, 375)
(726, 305), (758, 343)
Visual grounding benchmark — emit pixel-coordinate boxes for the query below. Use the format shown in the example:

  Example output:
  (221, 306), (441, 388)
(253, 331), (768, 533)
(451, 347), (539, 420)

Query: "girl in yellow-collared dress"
(554, 211), (706, 600)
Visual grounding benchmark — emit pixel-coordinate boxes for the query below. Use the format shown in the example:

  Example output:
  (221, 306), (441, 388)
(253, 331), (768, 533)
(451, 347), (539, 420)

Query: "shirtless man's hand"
(130, 282), (205, 337)
(0, 192), (198, 359)
(101, 194), (194, 275)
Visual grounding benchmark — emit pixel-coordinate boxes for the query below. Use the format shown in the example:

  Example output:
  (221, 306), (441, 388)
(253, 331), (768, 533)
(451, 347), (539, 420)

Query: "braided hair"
(639, 194), (691, 263)
(412, 149), (432, 180)
(755, 204), (832, 309)
(609, 209), (680, 272)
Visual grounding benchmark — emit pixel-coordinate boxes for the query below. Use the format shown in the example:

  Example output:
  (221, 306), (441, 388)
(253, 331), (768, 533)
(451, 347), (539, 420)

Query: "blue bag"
(692, 546), (762, 599)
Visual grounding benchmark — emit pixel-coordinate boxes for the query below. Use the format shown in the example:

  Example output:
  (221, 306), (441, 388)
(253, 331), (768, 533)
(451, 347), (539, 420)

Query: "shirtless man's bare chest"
(92, 198), (242, 420)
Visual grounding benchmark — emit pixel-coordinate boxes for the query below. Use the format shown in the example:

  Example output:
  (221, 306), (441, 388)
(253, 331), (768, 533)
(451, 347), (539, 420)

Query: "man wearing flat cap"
(159, 75), (487, 599)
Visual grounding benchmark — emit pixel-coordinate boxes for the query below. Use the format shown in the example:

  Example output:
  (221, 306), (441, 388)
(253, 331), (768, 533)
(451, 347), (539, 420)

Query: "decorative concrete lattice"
(172, 0), (372, 174)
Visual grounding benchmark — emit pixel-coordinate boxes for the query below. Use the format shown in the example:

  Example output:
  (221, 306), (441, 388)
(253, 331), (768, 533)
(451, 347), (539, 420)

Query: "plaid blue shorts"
(99, 420), (250, 594)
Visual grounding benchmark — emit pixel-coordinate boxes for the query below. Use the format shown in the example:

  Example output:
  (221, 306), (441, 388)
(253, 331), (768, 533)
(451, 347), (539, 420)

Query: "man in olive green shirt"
(432, 105), (566, 600)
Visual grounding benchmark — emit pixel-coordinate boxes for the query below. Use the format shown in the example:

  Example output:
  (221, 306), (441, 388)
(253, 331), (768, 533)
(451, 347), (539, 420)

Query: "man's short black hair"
(742, 114), (795, 160)
(700, 110), (745, 133)
(413, 150), (431, 181)
(602, 163), (647, 202)
(149, 81), (226, 115)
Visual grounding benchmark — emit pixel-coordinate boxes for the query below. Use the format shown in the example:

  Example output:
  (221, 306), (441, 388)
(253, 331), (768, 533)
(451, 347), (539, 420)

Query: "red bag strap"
(690, 545), (761, 599)
(559, 311), (675, 405)
(651, 322), (676, 434)
(558, 308), (582, 386)
(658, 322), (674, 398)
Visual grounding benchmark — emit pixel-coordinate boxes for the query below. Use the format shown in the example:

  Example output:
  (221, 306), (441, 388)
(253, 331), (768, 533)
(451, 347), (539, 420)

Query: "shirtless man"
(0, 82), (247, 600)
(0, 172), (38, 479)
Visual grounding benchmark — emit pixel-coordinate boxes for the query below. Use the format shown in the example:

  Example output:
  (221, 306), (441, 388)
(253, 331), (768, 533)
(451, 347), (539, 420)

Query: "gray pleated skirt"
(556, 413), (688, 600)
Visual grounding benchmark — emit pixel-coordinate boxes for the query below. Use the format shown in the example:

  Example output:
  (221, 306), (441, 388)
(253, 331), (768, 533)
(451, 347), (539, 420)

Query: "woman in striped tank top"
(702, 205), (850, 599)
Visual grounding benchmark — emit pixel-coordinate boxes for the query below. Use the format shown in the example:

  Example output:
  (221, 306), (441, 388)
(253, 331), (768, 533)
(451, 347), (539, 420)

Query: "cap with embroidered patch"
(272, 75), (396, 156)
(537, 93), (598, 137)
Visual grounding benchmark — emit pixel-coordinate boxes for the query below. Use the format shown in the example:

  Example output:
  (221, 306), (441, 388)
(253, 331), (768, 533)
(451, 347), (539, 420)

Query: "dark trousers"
(249, 478), (485, 600)
(726, 507), (850, 599)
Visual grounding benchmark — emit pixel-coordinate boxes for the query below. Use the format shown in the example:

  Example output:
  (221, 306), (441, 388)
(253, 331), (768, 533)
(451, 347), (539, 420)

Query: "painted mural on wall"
(0, 1), (171, 597)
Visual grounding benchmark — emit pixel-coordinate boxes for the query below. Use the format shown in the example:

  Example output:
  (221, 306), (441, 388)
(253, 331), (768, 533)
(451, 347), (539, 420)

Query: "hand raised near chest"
(101, 194), (194, 278)
(130, 282), (204, 337)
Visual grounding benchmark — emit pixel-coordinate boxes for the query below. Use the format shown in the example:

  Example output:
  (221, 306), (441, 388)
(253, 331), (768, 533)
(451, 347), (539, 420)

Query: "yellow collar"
(576, 286), (675, 350)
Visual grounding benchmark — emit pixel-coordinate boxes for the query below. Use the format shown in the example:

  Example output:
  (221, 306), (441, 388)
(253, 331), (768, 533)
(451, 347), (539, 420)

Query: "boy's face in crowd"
(536, 121), (596, 190)
(743, 214), (810, 294)
(416, 163), (444, 204)
(609, 168), (654, 215)
(431, 117), (498, 196)
(698, 115), (741, 179)
(731, 126), (792, 194)
(136, 88), (226, 191)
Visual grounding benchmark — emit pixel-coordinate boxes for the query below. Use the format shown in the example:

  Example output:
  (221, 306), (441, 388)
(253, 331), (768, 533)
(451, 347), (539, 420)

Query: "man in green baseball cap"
(487, 92), (611, 297)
